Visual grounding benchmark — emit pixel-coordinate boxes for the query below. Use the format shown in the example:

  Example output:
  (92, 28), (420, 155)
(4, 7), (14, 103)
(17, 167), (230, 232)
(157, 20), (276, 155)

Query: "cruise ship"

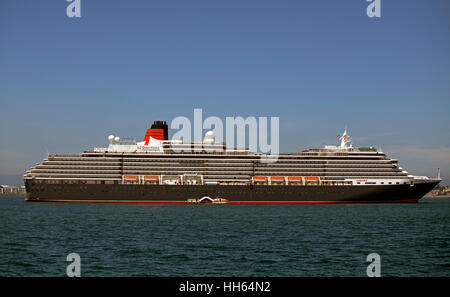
(24, 121), (441, 203)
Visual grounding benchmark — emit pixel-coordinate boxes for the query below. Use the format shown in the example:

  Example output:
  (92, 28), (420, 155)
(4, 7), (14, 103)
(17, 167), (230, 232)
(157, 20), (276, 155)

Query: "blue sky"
(0, 0), (449, 185)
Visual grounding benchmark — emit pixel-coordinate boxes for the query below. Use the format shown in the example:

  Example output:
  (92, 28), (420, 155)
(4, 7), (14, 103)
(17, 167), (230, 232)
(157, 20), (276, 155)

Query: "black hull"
(25, 181), (439, 203)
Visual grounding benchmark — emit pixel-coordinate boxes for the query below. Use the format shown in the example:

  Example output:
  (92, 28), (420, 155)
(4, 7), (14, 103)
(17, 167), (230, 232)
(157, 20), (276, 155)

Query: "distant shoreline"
(0, 185), (26, 196)
(424, 195), (450, 198)
(1, 195), (25, 197)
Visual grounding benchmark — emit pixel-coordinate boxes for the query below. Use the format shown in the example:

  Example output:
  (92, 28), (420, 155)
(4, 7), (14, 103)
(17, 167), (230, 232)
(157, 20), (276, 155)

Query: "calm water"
(0, 197), (449, 277)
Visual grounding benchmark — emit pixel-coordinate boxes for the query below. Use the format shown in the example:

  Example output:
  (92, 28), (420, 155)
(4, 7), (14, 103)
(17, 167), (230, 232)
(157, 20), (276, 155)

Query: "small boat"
(187, 196), (229, 204)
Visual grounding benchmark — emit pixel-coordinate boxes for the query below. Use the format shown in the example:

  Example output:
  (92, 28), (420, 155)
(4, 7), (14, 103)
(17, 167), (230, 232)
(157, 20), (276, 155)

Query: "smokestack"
(143, 121), (169, 145)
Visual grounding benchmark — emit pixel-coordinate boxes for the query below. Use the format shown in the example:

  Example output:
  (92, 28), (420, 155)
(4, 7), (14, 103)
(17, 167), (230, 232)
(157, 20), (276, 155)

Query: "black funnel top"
(151, 121), (168, 140)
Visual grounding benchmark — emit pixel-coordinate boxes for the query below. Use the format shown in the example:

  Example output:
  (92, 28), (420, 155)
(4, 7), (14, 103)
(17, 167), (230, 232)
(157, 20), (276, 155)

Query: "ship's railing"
(303, 147), (379, 153)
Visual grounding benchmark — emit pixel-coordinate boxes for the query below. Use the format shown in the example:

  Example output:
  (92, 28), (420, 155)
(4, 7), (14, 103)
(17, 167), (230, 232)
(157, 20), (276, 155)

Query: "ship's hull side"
(24, 181), (439, 203)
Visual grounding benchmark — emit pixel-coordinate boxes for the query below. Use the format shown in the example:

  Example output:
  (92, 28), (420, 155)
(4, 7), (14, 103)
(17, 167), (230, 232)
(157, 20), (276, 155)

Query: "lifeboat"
(304, 176), (319, 185)
(270, 176), (285, 184)
(123, 175), (139, 184)
(143, 176), (159, 184)
(253, 176), (269, 185)
(288, 177), (302, 184)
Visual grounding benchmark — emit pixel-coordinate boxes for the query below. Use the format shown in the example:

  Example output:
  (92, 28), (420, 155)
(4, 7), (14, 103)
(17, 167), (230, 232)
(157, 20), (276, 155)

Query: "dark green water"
(0, 197), (449, 277)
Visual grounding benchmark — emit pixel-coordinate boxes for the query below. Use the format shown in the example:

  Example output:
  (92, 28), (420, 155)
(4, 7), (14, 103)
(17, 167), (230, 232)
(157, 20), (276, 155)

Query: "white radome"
(204, 130), (215, 143)
(114, 136), (120, 143)
(108, 135), (115, 143)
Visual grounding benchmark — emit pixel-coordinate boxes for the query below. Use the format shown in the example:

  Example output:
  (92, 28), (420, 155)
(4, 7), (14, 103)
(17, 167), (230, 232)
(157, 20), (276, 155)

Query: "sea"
(0, 197), (449, 277)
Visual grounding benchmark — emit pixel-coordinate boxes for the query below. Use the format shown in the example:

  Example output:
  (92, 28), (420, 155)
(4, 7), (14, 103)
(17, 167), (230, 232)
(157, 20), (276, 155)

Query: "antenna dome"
(204, 130), (215, 143)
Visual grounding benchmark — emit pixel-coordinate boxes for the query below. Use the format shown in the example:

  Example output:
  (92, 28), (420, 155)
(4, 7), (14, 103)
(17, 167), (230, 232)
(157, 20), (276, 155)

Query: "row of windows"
(28, 174), (121, 177)
(117, 171), (407, 177)
(44, 162), (121, 166)
(44, 160), (396, 167)
(120, 164), (396, 168)
(33, 164), (399, 173)
(38, 165), (121, 169)
(43, 158), (396, 166)
(32, 170), (122, 174)
(117, 169), (406, 174)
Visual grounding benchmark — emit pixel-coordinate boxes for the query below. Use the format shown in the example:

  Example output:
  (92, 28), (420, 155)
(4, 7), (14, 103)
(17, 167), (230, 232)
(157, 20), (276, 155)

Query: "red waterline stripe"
(26, 199), (187, 204)
(25, 199), (419, 204)
(228, 200), (419, 204)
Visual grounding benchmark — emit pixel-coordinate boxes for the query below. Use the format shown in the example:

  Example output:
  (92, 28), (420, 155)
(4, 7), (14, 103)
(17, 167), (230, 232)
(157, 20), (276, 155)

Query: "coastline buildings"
(0, 185), (26, 196)
(426, 186), (450, 198)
